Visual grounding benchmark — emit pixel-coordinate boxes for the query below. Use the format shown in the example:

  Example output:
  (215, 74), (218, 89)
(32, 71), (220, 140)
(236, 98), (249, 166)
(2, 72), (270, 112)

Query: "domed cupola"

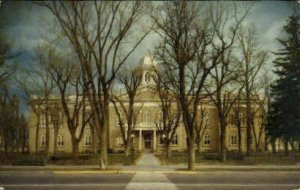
(133, 55), (157, 86)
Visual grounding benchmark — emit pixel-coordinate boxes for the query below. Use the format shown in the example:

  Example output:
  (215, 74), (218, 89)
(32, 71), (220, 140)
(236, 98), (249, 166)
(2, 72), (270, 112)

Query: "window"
(40, 135), (46, 147)
(40, 113), (54, 128)
(85, 135), (92, 146)
(204, 135), (211, 145)
(40, 114), (46, 128)
(171, 134), (178, 145)
(145, 72), (151, 83)
(231, 135), (237, 145)
(57, 135), (64, 147)
(229, 114), (235, 125)
(143, 111), (151, 125)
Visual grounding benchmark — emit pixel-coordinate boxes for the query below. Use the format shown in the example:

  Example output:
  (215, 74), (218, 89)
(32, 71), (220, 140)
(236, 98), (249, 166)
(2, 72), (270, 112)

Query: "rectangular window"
(204, 135), (211, 145)
(171, 134), (178, 145)
(40, 135), (46, 147)
(231, 135), (237, 145)
(58, 135), (64, 147)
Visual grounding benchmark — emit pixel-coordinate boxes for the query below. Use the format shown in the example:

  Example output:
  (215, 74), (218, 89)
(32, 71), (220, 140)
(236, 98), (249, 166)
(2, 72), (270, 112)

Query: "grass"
(0, 152), (141, 166)
(156, 152), (300, 165)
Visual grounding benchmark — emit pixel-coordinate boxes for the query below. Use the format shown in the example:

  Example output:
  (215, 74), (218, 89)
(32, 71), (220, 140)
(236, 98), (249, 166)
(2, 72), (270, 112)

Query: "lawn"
(0, 152), (140, 166)
(155, 152), (300, 165)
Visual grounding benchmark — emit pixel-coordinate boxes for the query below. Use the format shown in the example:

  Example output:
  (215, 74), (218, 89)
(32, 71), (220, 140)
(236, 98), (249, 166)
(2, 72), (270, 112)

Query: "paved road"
(0, 171), (299, 190)
(1, 153), (300, 190)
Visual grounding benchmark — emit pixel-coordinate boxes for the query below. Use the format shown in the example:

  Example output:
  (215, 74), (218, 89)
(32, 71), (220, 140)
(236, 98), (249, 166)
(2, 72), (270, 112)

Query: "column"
(139, 130), (142, 151)
(153, 129), (156, 151)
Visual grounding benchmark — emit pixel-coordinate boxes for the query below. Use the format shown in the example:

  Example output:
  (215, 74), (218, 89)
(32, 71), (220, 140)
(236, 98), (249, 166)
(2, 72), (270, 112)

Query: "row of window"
(115, 134), (179, 146)
(40, 114), (55, 128)
(40, 135), (92, 147)
(203, 135), (238, 145)
(159, 134), (178, 145)
(114, 134), (239, 146)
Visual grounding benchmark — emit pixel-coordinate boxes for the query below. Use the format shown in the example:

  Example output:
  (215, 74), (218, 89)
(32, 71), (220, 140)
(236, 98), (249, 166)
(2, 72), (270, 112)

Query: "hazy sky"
(0, 1), (298, 69)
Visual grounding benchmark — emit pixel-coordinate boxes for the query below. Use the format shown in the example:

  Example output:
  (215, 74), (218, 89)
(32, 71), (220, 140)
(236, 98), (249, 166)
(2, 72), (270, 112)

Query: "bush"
(13, 156), (46, 166)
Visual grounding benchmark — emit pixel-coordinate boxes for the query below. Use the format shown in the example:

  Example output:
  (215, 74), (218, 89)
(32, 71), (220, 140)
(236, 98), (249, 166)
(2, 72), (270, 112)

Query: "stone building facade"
(28, 56), (266, 155)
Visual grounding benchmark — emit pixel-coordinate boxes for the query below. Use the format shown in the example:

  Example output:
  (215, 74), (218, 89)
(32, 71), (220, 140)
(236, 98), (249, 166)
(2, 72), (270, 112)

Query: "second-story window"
(143, 111), (151, 125)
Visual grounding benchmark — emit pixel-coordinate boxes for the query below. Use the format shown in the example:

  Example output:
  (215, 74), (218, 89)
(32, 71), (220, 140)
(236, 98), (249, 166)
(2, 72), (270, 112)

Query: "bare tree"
(152, 1), (217, 170)
(110, 67), (142, 163)
(152, 68), (181, 159)
(49, 103), (63, 156)
(237, 27), (267, 155)
(205, 2), (252, 162)
(38, 44), (94, 160)
(17, 55), (56, 154)
(232, 97), (245, 154)
(195, 104), (209, 154)
(39, 1), (151, 169)
(0, 84), (28, 154)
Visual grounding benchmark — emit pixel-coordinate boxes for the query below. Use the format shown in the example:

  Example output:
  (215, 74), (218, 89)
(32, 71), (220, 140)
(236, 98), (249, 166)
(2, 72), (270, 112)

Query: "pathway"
(124, 153), (178, 190)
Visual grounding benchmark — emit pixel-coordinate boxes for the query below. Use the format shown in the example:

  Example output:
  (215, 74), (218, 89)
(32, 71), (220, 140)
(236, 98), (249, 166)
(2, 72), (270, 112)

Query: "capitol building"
(28, 56), (266, 155)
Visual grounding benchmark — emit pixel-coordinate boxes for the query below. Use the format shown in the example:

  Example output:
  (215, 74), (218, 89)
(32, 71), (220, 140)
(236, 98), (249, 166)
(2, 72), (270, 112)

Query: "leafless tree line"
(5, 2), (271, 171)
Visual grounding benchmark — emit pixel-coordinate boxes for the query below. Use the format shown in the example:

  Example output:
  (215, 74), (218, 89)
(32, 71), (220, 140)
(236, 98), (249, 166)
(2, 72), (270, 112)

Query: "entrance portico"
(134, 129), (157, 152)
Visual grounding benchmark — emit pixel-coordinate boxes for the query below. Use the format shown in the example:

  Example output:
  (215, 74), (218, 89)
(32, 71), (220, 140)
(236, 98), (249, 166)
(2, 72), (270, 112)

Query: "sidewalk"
(121, 153), (179, 171)
(1, 153), (300, 173)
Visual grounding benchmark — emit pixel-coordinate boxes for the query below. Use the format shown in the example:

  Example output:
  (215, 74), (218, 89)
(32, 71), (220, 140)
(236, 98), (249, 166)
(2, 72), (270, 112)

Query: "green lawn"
(155, 152), (300, 165)
(0, 153), (140, 166)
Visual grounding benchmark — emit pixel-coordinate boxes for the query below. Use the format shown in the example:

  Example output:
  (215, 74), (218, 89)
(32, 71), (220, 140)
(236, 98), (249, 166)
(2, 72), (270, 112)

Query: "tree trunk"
(45, 112), (50, 154)
(99, 104), (109, 169)
(4, 135), (8, 155)
(290, 141), (295, 152)
(245, 91), (252, 157)
(197, 140), (201, 155)
(237, 124), (242, 155)
(271, 139), (276, 154)
(187, 138), (195, 170)
(165, 142), (171, 159)
(53, 128), (59, 156)
(220, 124), (227, 162)
(35, 115), (40, 153)
(71, 136), (80, 161)
(284, 139), (289, 156)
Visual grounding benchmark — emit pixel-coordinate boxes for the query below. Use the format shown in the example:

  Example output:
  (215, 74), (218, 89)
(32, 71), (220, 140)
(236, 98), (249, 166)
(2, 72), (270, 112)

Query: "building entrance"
(144, 132), (152, 149)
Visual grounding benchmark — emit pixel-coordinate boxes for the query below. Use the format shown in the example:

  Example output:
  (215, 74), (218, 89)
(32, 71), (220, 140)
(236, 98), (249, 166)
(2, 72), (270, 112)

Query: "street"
(0, 171), (299, 190)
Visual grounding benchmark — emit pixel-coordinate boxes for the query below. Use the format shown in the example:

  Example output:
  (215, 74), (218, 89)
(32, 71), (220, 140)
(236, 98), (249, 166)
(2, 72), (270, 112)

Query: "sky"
(0, 1), (298, 115)
(0, 1), (298, 67)
(0, 0), (300, 102)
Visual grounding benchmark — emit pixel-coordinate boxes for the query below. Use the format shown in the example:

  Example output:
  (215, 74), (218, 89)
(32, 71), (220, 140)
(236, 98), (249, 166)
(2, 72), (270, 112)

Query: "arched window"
(85, 135), (92, 146)
(40, 135), (46, 147)
(145, 72), (151, 83)
(58, 135), (64, 147)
